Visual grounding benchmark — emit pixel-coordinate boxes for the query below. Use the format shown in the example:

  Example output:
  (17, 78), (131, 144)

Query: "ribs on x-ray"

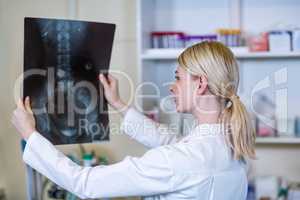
(23, 17), (115, 145)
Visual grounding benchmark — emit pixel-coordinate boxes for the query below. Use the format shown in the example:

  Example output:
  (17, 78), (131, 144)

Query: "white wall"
(0, 0), (7, 190)
(242, 0), (300, 33)
(254, 145), (300, 182)
(154, 0), (231, 34)
(0, 1), (70, 199)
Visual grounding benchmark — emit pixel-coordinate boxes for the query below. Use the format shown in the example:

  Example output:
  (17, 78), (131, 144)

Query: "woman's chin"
(175, 105), (190, 113)
(175, 104), (182, 113)
(174, 101), (185, 113)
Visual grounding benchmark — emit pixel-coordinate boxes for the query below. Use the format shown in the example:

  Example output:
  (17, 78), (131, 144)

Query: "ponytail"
(222, 94), (256, 160)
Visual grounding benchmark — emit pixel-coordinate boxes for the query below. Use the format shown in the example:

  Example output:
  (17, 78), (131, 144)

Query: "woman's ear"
(196, 75), (208, 95)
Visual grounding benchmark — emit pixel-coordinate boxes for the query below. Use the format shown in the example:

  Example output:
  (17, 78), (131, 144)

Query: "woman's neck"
(191, 95), (222, 124)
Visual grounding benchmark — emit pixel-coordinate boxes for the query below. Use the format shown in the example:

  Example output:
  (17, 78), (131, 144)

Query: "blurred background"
(0, 0), (300, 200)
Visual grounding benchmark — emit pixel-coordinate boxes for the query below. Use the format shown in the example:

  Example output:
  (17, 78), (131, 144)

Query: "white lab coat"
(22, 107), (248, 200)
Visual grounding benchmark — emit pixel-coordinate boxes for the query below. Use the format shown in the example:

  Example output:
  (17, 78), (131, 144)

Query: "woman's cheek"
(175, 97), (182, 111)
(182, 93), (193, 112)
(177, 96), (185, 112)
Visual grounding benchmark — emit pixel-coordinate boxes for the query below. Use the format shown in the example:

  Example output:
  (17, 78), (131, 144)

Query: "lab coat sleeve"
(22, 131), (176, 199)
(120, 107), (180, 148)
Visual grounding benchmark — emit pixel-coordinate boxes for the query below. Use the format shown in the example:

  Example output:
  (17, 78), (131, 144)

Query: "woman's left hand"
(11, 96), (36, 141)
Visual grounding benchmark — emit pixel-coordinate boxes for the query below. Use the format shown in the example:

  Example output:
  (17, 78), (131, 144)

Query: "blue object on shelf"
(295, 117), (300, 137)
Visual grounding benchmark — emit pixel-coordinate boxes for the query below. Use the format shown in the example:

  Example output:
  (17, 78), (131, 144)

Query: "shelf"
(141, 48), (184, 60)
(256, 137), (300, 144)
(141, 47), (300, 60)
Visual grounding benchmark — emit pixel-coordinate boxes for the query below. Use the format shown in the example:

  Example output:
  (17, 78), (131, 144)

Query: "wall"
(0, 1), (68, 199)
(254, 145), (300, 182)
(0, 0), (7, 190)
(0, 0), (146, 199)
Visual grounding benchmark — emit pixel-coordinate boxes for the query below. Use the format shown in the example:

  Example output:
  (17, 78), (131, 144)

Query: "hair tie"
(225, 94), (239, 109)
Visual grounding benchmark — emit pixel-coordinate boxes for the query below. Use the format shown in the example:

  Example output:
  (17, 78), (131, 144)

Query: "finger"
(99, 74), (109, 89)
(17, 98), (25, 110)
(98, 73), (103, 81)
(10, 117), (16, 126)
(11, 113), (16, 123)
(11, 112), (15, 123)
(99, 74), (107, 85)
(11, 111), (18, 126)
(107, 74), (116, 81)
(25, 96), (33, 114)
(107, 74), (117, 85)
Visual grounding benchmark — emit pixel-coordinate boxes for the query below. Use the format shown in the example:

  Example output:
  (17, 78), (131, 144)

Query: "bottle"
(295, 116), (300, 137)
(254, 95), (276, 137)
(246, 182), (255, 200)
(82, 153), (93, 167)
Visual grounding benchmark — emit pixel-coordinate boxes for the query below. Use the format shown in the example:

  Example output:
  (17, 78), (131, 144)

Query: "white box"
(292, 30), (300, 51)
(255, 176), (279, 200)
(269, 31), (292, 52)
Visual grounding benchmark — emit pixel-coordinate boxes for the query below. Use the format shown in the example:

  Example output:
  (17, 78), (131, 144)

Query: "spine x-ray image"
(23, 17), (115, 145)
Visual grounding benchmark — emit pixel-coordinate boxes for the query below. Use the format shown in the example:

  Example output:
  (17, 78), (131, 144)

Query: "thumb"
(18, 98), (25, 110)
(25, 96), (33, 114)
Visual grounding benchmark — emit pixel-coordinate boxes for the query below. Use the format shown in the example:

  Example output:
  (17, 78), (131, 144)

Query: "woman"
(12, 41), (255, 199)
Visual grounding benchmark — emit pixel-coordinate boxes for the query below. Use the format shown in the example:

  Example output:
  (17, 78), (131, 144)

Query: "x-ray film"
(23, 17), (115, 145)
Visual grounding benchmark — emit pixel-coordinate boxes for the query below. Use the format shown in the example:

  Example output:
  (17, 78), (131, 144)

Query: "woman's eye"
(175, 76), (179, 80)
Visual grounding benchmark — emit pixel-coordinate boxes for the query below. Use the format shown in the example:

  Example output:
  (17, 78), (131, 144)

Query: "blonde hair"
(178, 41), (256, 160)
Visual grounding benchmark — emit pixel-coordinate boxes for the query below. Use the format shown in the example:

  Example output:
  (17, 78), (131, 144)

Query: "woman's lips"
(171, 96), (177, 106)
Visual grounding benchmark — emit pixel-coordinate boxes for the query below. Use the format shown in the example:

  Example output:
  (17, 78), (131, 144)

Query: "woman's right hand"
(99, 73), (128, 115)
